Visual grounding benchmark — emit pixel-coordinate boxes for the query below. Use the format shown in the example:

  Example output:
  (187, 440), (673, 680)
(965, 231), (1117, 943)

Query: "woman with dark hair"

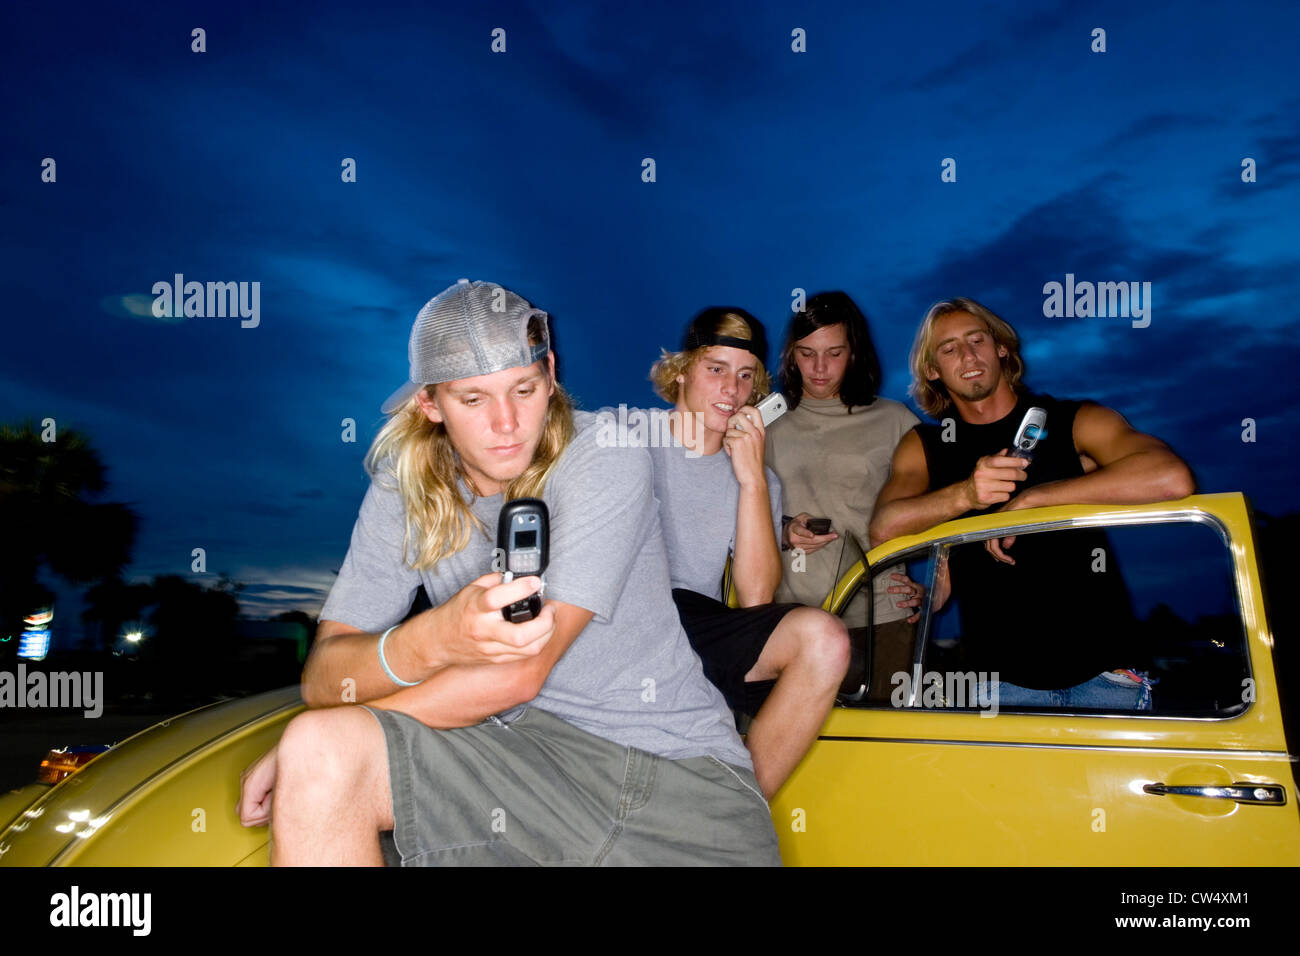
(765, 292), (921, 696)
(777, 290), (884, 411)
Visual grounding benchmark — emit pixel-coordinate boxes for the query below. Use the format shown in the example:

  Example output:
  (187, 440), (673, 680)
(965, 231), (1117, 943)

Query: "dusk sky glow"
(3, 0), (1297, 625)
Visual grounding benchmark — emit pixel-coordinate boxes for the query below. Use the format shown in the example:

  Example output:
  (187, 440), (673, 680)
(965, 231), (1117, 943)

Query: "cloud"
(1094, 112), (1212, 154)
(1216, 101), (1300, 197)
(98, 293), (185, 324)
(906, 2), (1072, 92)
(889, 177), (1300, 510)
(895, 178), (1283, 330)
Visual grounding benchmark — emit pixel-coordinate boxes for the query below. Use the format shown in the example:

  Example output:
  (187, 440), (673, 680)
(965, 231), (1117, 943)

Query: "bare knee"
(276, 707), (392, 829)
(790, 609), (851, 683)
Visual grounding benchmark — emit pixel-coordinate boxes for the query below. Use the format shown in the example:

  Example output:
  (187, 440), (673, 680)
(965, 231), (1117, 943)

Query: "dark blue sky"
(3, 0), (1297, 623)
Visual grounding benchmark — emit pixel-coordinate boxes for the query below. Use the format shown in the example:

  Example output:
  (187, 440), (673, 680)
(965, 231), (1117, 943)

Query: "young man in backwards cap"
(238, 280), (780, 865)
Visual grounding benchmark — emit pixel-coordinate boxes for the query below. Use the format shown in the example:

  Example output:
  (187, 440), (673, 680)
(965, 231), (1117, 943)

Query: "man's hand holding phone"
(416, 573), (556, 667)
(982, 407), (1047, 563)
(964, 448), (1029, 511)
(977, 408), (1050, 564)
(970, 450), (1034, 564)
(722, 406), (768, 488)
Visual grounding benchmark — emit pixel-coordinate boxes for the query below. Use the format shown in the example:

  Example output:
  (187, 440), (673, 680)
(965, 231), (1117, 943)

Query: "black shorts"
(671, 588), (801, 717)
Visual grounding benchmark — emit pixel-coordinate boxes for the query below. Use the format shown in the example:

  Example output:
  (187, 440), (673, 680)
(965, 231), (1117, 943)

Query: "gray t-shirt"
(319, 410), (751, 768)
(645, 423), (784, 601)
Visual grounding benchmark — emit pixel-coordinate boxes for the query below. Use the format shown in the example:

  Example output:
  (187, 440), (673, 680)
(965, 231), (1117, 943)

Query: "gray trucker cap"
(381, 279), (551, 414)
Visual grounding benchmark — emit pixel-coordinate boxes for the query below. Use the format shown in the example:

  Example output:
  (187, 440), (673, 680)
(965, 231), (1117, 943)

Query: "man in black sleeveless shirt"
(870, 298), (1195, 708)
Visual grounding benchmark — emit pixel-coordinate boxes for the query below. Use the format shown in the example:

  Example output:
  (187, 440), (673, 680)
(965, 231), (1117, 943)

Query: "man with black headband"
(645, 307), (851, 799)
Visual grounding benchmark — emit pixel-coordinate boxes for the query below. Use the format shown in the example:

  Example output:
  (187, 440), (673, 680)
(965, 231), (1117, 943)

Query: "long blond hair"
(365, 321), (575, 569)
(909, 297), (1026, 417)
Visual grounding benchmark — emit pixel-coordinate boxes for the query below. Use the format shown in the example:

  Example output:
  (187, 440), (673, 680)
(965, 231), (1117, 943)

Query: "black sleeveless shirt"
(913, 392), (1139, 690)
(915, 392), (1088, 519)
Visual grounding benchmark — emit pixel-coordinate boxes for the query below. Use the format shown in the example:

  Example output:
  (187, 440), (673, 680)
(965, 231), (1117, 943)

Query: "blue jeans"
(976, 673), (1152, 711)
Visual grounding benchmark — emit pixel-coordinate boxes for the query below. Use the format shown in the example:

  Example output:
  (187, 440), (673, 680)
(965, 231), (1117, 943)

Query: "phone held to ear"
(495, 498), (549, 623)
(755, 392), (788, 427)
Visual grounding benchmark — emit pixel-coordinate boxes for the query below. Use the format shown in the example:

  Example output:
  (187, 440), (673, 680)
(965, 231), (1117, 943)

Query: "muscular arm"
(869, 431), (964, 547)
(1009, 404), (1195, 510)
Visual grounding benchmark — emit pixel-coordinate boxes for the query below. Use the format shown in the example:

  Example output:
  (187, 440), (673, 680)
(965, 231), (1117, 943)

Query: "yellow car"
(1, 493), (1295, 865)
(775, 492), (1299, 865)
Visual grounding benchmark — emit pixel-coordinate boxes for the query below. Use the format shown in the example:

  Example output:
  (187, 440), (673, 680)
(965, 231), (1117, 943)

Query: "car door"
(772, 493), (1300, 865)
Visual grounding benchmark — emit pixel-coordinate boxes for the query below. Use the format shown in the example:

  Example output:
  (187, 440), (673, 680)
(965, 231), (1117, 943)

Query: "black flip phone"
(806, 517), (832, 535)
(495, 498), (549, 623)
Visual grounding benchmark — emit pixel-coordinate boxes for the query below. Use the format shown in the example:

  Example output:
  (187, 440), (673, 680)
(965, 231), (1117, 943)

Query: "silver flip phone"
(1009, 407), (1047, 461)
(755, 392), (788, 426)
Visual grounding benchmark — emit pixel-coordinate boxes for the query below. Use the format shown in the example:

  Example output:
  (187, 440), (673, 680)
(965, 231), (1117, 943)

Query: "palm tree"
(0, 422), (138, 652)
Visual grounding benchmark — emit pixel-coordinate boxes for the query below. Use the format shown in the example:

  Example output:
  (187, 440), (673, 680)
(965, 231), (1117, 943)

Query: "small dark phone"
(1008, 407), (1047, 462)
(805, 517), (832, 535)
(495, 498), (549, 623)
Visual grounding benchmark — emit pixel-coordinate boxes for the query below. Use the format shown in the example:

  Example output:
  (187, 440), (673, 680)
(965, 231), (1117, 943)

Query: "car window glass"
(846, 550), (931, 706)
(858, 520), (1248, 717)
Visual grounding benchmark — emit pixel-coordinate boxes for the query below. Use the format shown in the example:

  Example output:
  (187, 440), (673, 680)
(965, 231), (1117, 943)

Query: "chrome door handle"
(1142, 782), (1286, 805)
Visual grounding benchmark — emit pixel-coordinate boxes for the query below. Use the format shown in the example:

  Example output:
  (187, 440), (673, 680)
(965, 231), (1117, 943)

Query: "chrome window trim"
(834, 701), (1250, 722)
(851, 543), (937, 709)
(868, 506), (1232, 564)
(815, 734), (1296, 759)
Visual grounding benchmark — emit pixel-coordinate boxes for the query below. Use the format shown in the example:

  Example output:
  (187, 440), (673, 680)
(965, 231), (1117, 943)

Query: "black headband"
(680, 308), (769, 362)
(688, 331), (762, 355)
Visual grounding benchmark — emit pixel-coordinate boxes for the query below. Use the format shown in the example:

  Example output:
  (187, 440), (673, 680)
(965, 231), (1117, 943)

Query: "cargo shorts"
(363, 705), (782, 866)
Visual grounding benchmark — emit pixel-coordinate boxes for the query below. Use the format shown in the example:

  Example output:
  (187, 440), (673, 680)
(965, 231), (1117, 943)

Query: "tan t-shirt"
(765, 395), (920, 627)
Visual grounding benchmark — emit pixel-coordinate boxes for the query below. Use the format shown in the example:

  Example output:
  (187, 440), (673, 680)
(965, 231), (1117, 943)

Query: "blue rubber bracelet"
(378, 624), (421, 687)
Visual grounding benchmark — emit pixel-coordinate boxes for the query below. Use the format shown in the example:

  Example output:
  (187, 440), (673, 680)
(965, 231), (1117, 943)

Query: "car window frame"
(849, 508), (1255, 721)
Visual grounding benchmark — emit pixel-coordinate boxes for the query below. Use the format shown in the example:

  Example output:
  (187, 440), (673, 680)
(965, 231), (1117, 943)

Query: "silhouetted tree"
(0, 422), (138, 655)
(81, 577), (154, 651)
(140, 575), (242, 704)
(271, 610), (318, 640)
